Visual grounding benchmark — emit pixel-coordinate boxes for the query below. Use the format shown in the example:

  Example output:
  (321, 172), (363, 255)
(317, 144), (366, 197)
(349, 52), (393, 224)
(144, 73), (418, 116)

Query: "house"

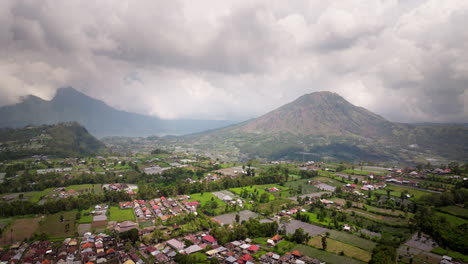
(167, 239), (185, 251)
(183, 245), (203, 254)
(202, 235), (217, 245)
(248, 245), (259, 253)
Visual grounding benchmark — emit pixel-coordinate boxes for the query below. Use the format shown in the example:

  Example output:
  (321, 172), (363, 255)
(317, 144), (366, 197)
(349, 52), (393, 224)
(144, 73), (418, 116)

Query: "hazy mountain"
(0, 122), (107, 159)
(168, 92), (468, 162)
(0, 87), (235, 137)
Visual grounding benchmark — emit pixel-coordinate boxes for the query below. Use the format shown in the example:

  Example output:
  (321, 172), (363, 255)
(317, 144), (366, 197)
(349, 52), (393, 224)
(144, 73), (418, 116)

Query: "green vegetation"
(293, 244), (366, 264)
(65, 184), (102, 193)
(38, 211), (77, 239)
(108, 207), (135, 222)
(0, 122), (107, 159)
(438, 205), (468, 219)
(273, 240), (296, 255)
(431, 247), (468, 262)
(327, 230), (376, 252)
(308, 236), (372, 262)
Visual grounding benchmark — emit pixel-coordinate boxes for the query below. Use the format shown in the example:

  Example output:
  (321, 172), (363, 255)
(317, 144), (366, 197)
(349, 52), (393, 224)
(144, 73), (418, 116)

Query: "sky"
(0, 0), (467, 123)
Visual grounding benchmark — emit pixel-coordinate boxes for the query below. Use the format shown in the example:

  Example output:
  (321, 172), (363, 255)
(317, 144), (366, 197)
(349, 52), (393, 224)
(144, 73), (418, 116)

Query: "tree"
(291, 228), (309, 244)
(321, 235), (327, 250)
(60, 214), (64, 222)
(235, 213), (240, 224)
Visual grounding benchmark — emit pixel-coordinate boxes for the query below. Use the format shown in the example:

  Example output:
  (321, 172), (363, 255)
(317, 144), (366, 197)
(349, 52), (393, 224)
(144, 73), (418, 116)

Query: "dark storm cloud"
(0, 0), (466, 122)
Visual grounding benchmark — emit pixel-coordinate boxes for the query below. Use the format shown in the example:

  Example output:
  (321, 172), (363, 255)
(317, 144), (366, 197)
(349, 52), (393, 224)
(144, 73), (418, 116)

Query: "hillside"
(0, 122), (107, 159)
(0, 87), (234, 137)
(164, 92), (468, 162)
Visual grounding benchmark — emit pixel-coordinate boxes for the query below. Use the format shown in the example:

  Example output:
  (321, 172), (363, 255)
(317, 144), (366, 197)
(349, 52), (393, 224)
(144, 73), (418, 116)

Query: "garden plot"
(213, 210), (259, 225)
(288, 192), (329, 201)
(281, 219), (329, 237)
(315, 183), (336, 191)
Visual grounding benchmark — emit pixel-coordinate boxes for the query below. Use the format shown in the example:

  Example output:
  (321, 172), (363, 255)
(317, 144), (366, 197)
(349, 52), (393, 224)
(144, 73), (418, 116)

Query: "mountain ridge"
(0, 87), (235, 137)
(167, 91), (468, 162)
(0, 122), (107, 159)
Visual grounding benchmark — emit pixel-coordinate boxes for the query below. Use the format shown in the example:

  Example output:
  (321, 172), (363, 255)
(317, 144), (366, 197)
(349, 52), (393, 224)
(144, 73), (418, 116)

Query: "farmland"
(38, 211), (78, 239)
(327, 230), (376, 252)
(0, 218), (40, 245)
(292, 244), (366, 264)
(438, 205), (468, 219)
(308, 236), (372, 262)
(108, 207), (135, 222)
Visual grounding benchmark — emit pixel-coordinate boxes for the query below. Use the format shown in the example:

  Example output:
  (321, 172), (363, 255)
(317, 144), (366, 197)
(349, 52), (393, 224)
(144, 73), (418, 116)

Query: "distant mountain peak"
(53, 87), (89, 100)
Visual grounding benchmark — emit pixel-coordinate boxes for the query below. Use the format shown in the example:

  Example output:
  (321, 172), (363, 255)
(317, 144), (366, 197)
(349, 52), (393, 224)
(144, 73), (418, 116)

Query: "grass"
(65, 184), (102, 194)
(252, 237), (268, 245)
(28, 188), (54, 203)
(273, 240), (296, 255)
(327, 230), (376, 252)
(189, 192), (226, 207)
(108, 207), (135, 222)
(77, 208), (93, 224)
(38, 211), (77, 239)
(299, 211), (334, 227)
(435, 212), (468, 226)
(0, 217), (40, 245)
(230, 184), (289, 202)
(438, 205), (468, 219)
(292, 244), (366, 264)
(431, 247), (468, 262)
(381, 184), (431, 199)
(308, 236), (372, 262)
(258, 198), (297, 214)
(285, 179), (321, 194)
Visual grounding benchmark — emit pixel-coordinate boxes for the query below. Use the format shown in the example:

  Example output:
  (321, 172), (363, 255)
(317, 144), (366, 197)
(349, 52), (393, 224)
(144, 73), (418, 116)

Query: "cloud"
(0, 0), (466, 123)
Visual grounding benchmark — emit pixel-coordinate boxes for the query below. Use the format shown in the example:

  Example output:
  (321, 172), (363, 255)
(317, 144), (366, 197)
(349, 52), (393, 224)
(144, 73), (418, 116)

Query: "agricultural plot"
(108, 207), (135, 222)
(312, 176), (344, 187)
(327, 230), (376, 252)
(384, 184), (432, 199)
(289, 192), (330, 201)
(438, 205), (468, 219)
(212, 210), (259, 225)
(285, 179), (321, 194)
(28, 188), (54, 203)
(308, 236), (372, 262)
(282, 219), (329, 237)
(258, 198), (297, 213)
(434, 212), (468, 226)
(189, 192), (226, 207)
(65, 184), (102, 193)
(343, 208), (409, 226)
(230, 184), (289, 201)
(292, 244), (366, 264)
(0, 217), (40, 245)
(38, 211), (77, 238)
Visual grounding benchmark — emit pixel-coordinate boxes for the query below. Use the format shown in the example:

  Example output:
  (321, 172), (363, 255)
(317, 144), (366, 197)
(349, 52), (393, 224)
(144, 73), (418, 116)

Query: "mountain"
(0, 87), (235, 137)
(0, 122), (107, 159)
(167, 92), (468, 163)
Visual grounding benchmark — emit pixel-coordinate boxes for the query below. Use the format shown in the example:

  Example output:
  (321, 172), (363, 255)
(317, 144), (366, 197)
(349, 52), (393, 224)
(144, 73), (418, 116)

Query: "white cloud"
(0, 0), (466, 123)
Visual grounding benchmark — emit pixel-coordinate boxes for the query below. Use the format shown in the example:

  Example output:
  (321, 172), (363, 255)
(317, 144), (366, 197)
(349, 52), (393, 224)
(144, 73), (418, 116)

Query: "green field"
(77, 208), (93, 224)
(327, 230), (376, 252)
(292, 244), (366, 264)
(189, 192), (226, 207)
(65, 184), (102, 193)
(435, 212), (468, 226)
(272, 240), (296, 255)
(431, 247), (468, 262)
(379, 184), (431, 199)
(38, 211), (78, 238)
(258, 198), (297, 214)
(28, 188), (54, 203)
(285, 179), (320, 194)
(308, 236), (372, 262)
(108, 207), (135, 222)
(438, 206), (468, 219)
(229, 184), (289, 201)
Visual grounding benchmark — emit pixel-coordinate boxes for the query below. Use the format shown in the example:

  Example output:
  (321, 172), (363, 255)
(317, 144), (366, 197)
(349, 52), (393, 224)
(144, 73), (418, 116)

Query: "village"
(0, 151), (467, 264)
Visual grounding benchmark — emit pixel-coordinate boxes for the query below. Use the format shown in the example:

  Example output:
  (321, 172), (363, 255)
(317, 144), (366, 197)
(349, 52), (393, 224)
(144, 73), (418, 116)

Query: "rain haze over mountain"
(0, 0), (467, 123)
